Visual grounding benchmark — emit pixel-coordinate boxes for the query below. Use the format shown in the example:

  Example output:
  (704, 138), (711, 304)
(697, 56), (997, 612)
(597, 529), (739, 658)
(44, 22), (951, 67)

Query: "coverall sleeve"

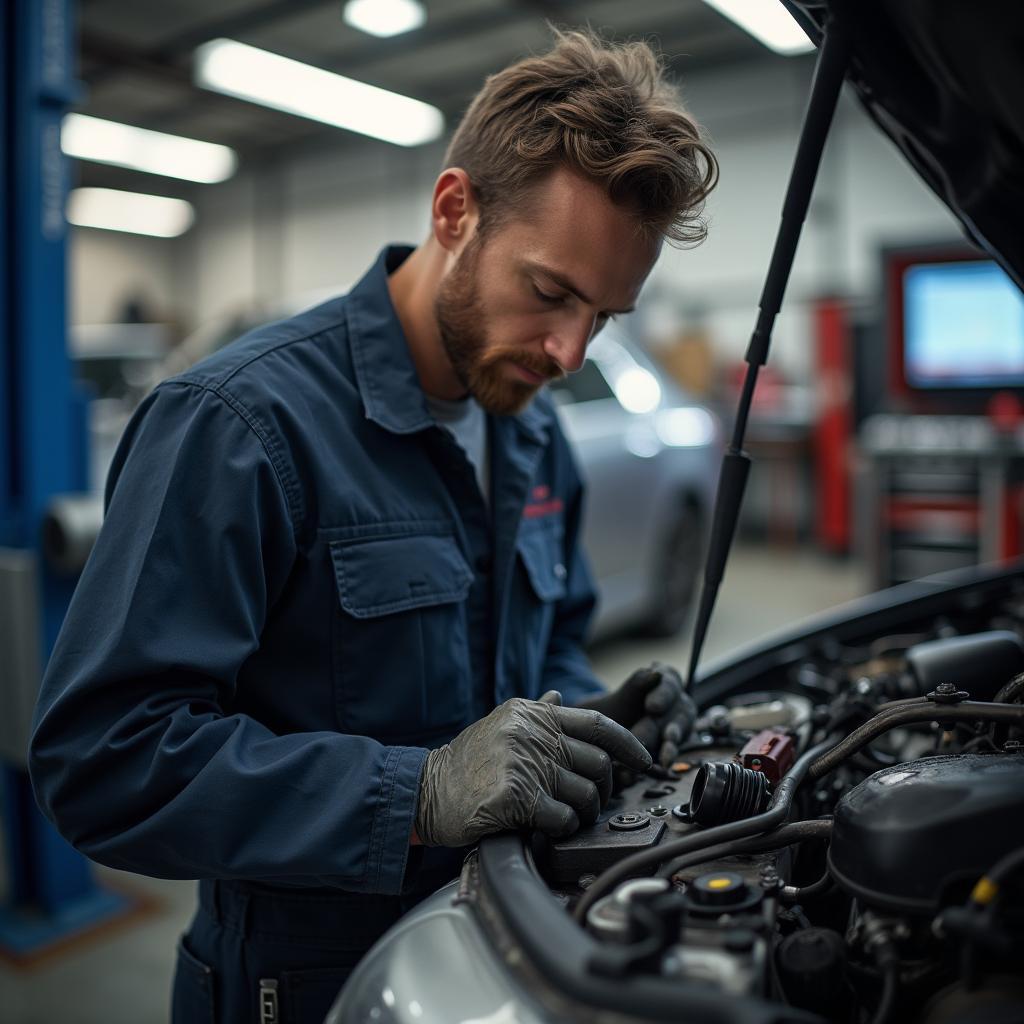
(29, 382), (425, 894)
(539, 430), (607, 707)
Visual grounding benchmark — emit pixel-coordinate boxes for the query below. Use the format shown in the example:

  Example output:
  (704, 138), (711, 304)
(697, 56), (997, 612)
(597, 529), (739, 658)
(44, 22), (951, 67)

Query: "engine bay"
(517, 569), (1024, 1024)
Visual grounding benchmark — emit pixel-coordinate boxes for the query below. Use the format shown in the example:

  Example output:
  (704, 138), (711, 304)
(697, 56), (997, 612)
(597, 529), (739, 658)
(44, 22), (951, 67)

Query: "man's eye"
(533, 285), (563, 304)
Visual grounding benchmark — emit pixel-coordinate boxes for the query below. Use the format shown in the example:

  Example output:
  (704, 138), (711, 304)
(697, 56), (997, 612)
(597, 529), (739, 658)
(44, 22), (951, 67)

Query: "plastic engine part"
(690, 762), (771, 826)
(828, 753), (1024, 914)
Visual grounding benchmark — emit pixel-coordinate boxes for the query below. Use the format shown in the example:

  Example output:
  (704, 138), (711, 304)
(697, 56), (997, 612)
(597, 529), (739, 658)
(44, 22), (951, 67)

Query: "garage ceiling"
(75, 0), (778, 197)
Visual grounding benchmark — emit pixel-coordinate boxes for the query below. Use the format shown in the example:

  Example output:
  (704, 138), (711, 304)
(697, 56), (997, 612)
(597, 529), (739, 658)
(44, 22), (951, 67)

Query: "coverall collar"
(345, 245), (552, 444)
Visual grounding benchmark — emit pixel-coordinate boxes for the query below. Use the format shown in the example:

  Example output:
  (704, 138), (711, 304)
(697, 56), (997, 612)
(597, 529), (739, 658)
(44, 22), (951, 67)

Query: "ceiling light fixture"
(67, 187), (195, 238)
(61, 114), (237, 183)
(701, 0), (815, 56)
(343, 0), (425, 38)
(194, 38), (444, 147)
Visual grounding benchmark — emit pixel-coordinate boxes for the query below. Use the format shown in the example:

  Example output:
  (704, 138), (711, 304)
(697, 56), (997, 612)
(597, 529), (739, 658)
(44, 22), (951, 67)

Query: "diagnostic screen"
(903, 260), (1024, 389)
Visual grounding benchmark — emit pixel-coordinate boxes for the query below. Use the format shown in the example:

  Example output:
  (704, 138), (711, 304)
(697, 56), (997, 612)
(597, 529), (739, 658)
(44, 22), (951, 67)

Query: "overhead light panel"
(194, 38), (443, 147)
(343, 0), (425, 38)
(62, 114), (237, 183)
(67, 187), (195, 238)
(702, 0), (815, 56)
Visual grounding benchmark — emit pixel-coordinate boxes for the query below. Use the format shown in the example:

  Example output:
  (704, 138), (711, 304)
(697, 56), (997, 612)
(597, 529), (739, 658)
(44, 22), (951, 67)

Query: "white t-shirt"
(425, 393), (489, 503)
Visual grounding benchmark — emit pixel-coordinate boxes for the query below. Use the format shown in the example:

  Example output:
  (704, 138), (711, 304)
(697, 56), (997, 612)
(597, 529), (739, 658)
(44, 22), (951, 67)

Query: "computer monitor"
(886, 245), (1024, 408)
(904, 260), (1024, 389)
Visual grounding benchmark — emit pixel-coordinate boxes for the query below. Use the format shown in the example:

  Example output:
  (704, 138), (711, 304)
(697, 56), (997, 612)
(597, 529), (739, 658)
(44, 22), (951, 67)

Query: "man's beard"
(434, 238), (561, 416)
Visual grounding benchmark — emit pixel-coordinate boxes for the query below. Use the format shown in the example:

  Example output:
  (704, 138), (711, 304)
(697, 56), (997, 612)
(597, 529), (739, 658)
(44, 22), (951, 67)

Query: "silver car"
(548, 325), (720, 639)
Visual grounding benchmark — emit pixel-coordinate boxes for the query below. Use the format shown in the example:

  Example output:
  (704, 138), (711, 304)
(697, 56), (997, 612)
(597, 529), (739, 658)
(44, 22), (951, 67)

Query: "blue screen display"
(904, 261), (1024, 389)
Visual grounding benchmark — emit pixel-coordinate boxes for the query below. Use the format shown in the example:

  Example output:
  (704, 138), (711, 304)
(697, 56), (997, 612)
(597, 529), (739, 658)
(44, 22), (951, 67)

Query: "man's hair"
(444, 28), (718, 246)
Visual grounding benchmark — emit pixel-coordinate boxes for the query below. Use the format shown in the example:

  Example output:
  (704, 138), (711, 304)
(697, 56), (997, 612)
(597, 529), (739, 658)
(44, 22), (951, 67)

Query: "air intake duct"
(689, 761), (771, 826)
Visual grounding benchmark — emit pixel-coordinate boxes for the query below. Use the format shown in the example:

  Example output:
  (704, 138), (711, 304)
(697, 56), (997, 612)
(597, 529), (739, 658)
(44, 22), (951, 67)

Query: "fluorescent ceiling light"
(343, 0), (425, 38)
(194, 38), (444, 147)
(702, 0), (815, 56)
(67, 188), (195, 238)
(62, 114), (236, 183)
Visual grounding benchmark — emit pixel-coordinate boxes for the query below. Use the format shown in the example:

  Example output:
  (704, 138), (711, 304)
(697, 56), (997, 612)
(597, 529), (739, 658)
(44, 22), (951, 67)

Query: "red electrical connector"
(739, 730), (795, 785)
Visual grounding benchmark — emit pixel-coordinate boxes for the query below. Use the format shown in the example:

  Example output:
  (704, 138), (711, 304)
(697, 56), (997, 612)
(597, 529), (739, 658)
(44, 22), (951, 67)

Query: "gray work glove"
(414, 695), (652, 847)
(577, 662), (697, 767)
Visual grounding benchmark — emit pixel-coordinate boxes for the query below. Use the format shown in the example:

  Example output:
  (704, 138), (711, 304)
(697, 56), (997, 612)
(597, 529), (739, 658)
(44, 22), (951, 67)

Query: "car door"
(550, 342), (663, 631)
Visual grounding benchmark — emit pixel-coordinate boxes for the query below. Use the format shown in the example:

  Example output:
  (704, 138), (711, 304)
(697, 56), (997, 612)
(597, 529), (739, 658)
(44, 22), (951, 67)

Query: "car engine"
(333, 568), (1024, 1024)
(548, 623), (1024, 1023)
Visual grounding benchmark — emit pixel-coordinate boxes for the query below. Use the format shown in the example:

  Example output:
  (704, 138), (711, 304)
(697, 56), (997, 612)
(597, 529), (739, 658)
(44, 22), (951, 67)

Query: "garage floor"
(1, 543), (864, 1023)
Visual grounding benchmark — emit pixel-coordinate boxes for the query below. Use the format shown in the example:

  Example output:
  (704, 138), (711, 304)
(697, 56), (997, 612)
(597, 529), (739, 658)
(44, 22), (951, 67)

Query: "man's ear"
(431, 168), (479, 254)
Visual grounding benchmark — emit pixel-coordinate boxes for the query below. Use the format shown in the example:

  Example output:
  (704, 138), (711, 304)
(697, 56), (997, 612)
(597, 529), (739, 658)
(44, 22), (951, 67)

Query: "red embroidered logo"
(524, 485), (563, 519)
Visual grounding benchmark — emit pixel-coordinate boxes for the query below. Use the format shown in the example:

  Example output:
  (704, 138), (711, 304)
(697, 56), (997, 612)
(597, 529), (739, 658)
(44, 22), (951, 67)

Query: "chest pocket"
(330, 531), (474, 742)
(510, 519), (567, 700)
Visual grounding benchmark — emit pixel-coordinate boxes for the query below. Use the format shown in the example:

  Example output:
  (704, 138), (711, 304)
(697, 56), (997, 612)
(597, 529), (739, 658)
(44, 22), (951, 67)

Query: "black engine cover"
(828, 753), (1024, 914)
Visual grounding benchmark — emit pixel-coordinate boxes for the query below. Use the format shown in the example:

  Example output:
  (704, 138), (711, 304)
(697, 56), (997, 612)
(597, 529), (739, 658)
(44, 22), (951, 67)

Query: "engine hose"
(994, 672), (1024, 705)
(870, 962), (899, 1024)
(874, 695), (931, 713)
(781, 865), (836, 901)
(572, 735), (839, 924)
(990, 674), (1024, 746)
(808, 701), (1024, 780)
(655, 818), (833, 880)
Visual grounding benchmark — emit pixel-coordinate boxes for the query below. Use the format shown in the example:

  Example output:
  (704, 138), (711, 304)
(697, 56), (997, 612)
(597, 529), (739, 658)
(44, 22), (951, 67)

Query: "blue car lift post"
(0, 0), (131, 960)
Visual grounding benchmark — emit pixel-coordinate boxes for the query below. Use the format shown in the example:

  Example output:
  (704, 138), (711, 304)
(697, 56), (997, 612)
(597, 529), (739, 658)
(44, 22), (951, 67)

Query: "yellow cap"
(971, 876), (999, 905)
(707, 876), (735, 891)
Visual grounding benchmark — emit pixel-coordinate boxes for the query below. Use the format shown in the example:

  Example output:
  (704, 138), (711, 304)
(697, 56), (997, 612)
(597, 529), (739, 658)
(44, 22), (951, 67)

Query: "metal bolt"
(609, 812), (651, 832)
(926, 683), (970, 704)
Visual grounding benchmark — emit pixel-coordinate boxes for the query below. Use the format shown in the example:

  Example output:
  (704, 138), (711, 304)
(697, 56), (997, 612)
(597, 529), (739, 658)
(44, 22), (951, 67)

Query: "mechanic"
(29, 29), (716, 1024)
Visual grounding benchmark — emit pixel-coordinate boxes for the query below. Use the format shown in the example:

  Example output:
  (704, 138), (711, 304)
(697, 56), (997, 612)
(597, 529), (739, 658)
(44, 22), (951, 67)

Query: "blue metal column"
(0, 0), (127, 953)
(0, 0), (13, 543)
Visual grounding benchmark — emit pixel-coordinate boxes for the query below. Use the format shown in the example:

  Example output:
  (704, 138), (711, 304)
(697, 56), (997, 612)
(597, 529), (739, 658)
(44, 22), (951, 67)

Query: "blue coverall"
(29, 246), (606, 1022)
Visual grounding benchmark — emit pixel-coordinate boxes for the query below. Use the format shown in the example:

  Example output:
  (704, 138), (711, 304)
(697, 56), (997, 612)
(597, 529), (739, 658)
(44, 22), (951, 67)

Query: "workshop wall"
(648, 59), (960, 378)
(70, 228), (176, 325)
(69, 54), (961, 383)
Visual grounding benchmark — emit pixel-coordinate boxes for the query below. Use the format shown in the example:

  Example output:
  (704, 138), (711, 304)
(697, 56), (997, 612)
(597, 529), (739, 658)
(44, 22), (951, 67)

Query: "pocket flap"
(330, 533), (473, 619)
(517, 526), (568, 603)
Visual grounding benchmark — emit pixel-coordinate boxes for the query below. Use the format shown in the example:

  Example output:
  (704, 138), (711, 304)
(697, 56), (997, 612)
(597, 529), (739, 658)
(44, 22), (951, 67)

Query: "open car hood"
(784, 0), (1024, 292)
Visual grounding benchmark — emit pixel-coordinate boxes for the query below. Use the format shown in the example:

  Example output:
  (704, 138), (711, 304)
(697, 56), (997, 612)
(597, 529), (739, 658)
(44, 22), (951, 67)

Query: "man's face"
(434, 167), (661, 415)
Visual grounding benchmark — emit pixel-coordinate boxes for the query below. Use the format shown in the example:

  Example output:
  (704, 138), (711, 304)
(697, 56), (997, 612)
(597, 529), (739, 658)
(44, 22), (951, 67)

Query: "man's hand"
(577, 662), (697, 767)
(414, 697), (652, 848)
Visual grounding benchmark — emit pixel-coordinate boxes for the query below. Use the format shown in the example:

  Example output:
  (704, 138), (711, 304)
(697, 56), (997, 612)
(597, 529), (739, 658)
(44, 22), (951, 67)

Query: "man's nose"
(542, 316), (595, 374)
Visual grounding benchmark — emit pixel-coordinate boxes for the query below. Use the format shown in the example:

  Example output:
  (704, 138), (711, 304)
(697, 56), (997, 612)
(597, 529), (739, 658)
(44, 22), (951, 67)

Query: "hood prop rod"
(686, 21), (850, 690)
